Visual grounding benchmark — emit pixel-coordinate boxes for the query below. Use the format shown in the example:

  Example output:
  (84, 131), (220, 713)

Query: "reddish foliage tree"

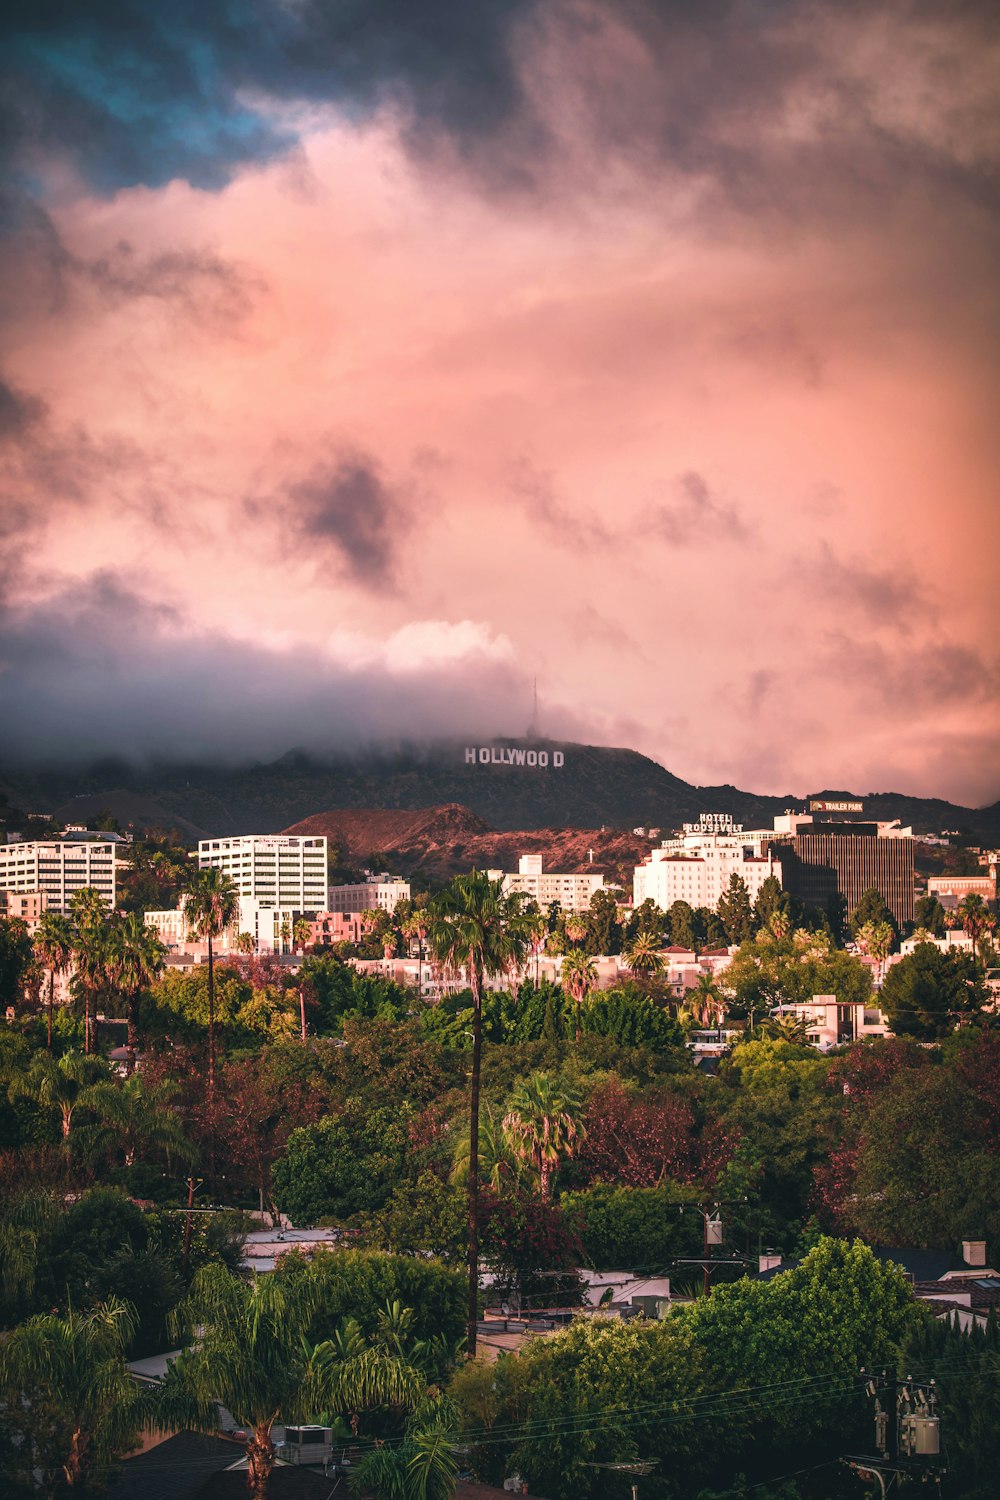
(953, 1030), (1000, 1142)
(812, 1139), (862, 1233)
(578, 1078), (704, 1187)
(217, 1053), (331, 1216)
(825, 1037), (930, 1104)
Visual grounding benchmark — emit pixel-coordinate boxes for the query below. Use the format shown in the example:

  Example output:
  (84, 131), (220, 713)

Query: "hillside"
(1, 739), (997, 841)
(284, 804), (655, 885)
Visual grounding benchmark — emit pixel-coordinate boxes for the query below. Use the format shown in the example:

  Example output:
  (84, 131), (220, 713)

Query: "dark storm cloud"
(284, 452), (406, 588)
(649, 471), (750, 547)
(0, 571), (581, 766)
(0, 375), (47, 443)
(3, 0), (996, 218)
(0, 0), (533, 192)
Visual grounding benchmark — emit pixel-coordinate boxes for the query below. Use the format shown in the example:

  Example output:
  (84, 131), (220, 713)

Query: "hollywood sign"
(465, 746), (565, 768)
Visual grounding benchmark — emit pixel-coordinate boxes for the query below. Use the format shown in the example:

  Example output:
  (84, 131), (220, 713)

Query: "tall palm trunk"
(247, 1424), (274, 1500)
(467, 956), (482, 1359)
(207, 932), (217, 1185)
(575, 995), (582, 1044)
(126, 992), (139, 1075)
(47, 970), (55, 1053)
(207, 932), (216, 1102)
(84, 989), (94, 1055)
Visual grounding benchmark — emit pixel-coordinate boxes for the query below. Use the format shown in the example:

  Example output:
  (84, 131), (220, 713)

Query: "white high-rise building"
(0, 834), (120, 915)
(197, 835), (328, 911)
(633, 814), (780, 913)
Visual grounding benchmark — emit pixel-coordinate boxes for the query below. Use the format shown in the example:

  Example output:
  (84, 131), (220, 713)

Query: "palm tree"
(108, 912), (166, 1071)
(293, 916), (311, 954)
(855, 919), (895, 980)
(236, 930), (257, 955)
(561, 948), (597, 1042)
(8, 1052), (107, 1147)
(80, 1075), (193, 1169)
(956, 893), (997, 965)
(502, 1072), (586, 1202)
(69, 887), (113, 1055)
(162, 1264), (423, 1500)
(764, 1012), (811, 1044)
(401, 912), (430, 997)
(427, 871), (535, 1356)
(183, 868), (240, 1108)
(450, 1106), (520, 1191)
(0, 1298), (151, 1494)
(680, 972), (727, 1037)
(34, 910), (75, 1053)
(564, 916), (588, 948)
(625, 931), (664, 976)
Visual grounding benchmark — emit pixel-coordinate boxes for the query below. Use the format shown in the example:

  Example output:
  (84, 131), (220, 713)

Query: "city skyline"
(1, 2), (998, 804)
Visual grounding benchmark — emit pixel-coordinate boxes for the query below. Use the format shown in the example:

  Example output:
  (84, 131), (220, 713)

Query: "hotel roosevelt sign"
(464, 745), (565, 768)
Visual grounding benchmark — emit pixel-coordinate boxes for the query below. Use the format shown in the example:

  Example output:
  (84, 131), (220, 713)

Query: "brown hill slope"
(284, 804), (653, 887)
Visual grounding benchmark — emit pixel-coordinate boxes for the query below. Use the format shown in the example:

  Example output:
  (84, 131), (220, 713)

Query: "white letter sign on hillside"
(464, 746), (565, 769)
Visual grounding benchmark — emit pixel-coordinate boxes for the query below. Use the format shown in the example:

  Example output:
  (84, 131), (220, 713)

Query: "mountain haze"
(1, 739), (997, 843)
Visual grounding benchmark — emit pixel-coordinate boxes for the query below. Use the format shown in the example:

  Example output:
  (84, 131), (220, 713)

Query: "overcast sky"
(1, 1), (998, 803)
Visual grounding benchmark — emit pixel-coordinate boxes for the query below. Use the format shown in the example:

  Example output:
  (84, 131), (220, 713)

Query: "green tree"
(561, 948), (597, 1042)
(752, 875), (789, 933)
(34, 911), (75, 1053)
(561, 1183), (702, 1270)
(162, 1264), (423, 1500)
(585, 888), (622, 956)
(844, 1068), (1000, 1247)
(0, 914), (34, 1012)
(68, 890), (114, 1056)
(183, 867), (240, 1108)
(0, 1298), (151, 1495)
(679, 972), (727, 1034)
(502, 1073), (586, 1202)
(624, 931), (664, 975)
(624, 896), (662, 946)
(685, 1238), (918, 1455)
(879, 944), (984, 1039)
(666, 900), (696, 950)
(716, 873), (754, 944)
(8, 1052), (107, 1146)
(581, 985), (684, 1052)
(363, 1172), (468, 1266)
(912, 894), (947, 939)
(108, 912), (166, 1070)
(352, 1418), (459, 1500)
(427, 872), (535, 1356)
(272, 1103), (412, 1224)
(850, 887), (899, 942)
(854, 918), (895, 973)
(956, 891), (997, 964)
(79, 1075), (192, 1170)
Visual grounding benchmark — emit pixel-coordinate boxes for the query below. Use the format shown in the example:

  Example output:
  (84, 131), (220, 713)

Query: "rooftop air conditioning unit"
(281, 1426), (335, 1464)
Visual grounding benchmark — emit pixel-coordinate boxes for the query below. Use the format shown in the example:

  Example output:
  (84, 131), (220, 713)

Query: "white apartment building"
(770, 996), (889, 1051)
(326, 877), (411, 914)
(0, 834), (120, 915)
(146, 897), (302, 955)
(197, 835), (328, 911)
(486, 855), (606, 914)
(633, 815), (780, 914)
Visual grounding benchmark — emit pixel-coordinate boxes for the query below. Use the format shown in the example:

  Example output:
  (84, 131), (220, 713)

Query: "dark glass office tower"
(774, 821), (914, 927)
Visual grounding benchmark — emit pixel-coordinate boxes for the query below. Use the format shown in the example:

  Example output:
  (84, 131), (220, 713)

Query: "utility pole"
(182, 1175), (203, 1266)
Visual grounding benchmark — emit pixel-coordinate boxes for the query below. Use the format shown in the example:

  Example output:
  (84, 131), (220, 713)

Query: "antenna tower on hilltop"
(527, 677), (540, 739)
